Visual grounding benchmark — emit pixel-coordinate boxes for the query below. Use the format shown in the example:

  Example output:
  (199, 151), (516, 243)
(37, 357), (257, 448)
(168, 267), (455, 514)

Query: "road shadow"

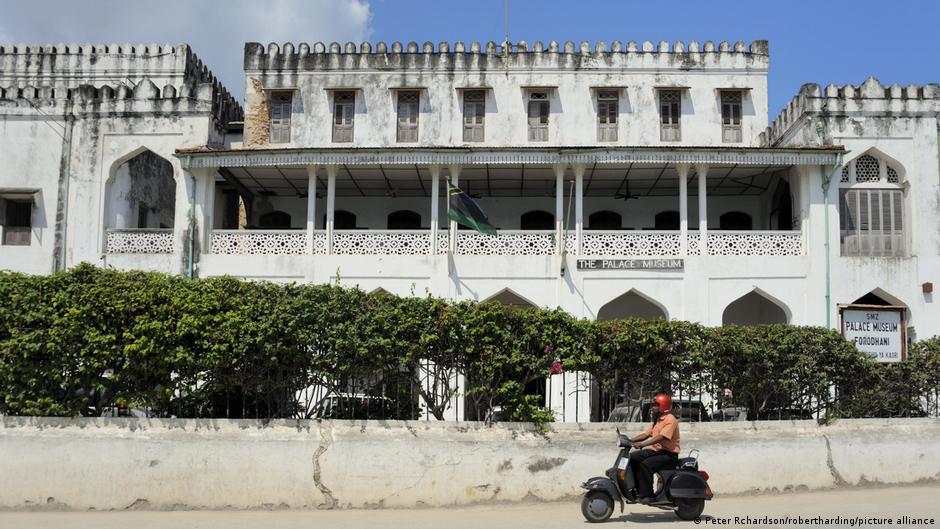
(606, 511), (678, 524)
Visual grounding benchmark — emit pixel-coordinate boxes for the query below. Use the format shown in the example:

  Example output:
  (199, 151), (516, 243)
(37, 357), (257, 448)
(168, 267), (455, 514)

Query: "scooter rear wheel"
(581, 490), (614, 523)
(675, 498), (705, 520)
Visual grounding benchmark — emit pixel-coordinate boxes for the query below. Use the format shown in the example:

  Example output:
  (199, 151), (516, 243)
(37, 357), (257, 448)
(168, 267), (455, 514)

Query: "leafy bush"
(0, 264), (935, 423)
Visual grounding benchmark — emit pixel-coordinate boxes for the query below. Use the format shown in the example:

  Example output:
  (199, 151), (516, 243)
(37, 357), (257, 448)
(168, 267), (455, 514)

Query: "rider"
(628, 391), (680, 502)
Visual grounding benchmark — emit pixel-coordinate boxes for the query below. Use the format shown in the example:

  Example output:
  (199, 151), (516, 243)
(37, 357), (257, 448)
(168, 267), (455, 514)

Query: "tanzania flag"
(447, 183), (497, 235)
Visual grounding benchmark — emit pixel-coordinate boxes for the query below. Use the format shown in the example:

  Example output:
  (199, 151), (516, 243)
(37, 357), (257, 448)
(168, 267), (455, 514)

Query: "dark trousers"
(628, 449), (678, 498)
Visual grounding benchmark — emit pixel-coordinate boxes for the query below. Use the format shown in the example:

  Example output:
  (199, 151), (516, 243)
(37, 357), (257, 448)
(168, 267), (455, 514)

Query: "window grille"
(841, 165), (850, 183)
(463, 90), (485, 142)
(332, 91), (355, 143)
(397, 91), (420, 143)
(854, 155), (880, 182)
(597, 90), (619, 142)
(527, 91), (550, 142)
(887, 166), (899, 183)
(721, 91), (743, 143)
(269, 92), (293, 144)
(2, 199), (31, 246)
(839, 188), (905, 256)
(659, 90), (681, 141)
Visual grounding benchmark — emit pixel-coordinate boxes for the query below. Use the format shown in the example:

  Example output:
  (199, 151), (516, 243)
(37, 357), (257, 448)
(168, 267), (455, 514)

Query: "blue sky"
(5, 0), (938, 115)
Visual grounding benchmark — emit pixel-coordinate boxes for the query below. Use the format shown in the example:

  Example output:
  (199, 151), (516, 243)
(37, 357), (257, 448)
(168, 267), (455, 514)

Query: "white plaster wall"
(0, 115), (64, 274)
(253, 53), (768, 149)
(0, 417), (936, 510)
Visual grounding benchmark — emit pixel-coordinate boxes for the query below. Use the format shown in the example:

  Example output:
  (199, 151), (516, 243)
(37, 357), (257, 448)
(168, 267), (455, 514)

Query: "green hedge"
(0, 264), (936, 421)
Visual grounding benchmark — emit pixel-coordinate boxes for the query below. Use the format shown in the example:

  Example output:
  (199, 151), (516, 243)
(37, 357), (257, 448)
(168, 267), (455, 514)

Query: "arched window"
(588, 210), (622, 230)
(324, 210), (357, 229)
(259, 211), (291, 229)
(719, 211), (753, 230)
(387, 210), (421, 229)
(722, 290), (789, 325)
(653, 211), (679, 230)
(839, 151), (906, 256)
(520, 210), (554, 230)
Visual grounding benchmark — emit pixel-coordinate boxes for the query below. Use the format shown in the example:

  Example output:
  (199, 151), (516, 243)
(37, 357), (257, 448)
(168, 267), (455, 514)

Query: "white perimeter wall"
(0, 417), (936, 510)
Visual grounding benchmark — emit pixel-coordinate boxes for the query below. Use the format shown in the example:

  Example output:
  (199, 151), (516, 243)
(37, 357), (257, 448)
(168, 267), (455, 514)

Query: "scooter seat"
(677, 457), (698, 471)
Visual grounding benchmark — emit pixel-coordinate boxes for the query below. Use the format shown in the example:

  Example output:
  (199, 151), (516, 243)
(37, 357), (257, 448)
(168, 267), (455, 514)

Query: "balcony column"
(447, 165), (461, 254)
(306, 164), (319, 254)
(325, 165), (338, 254)
(553, 163), (567, 255)
(572, 164), (585, 256)
(201, 169), (217, 252)
(695, 164), (709, 256)
(429, 165), (441, 255)
(677, 163), (690, 256)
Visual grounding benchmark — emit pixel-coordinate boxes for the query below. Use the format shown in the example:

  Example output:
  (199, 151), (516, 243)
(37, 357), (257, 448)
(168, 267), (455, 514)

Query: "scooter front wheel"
(581, 490), (614, 523)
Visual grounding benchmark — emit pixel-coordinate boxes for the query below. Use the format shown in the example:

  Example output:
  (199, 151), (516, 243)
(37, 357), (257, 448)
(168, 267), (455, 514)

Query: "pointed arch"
(851, 288), (907, 308)
(483, 288), (538, 308)
(840, 146), (907, 185)
(105, 148), (177, 229)
(520, 210), (554, 230)
(596, 288), (669, 321)
(722, 288), (790, 325)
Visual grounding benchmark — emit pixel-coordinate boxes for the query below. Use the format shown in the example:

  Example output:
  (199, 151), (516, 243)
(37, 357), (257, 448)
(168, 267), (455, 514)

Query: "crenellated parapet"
(760, 77), (940, 146)
(0, 42), (242, 124)
(244, 39), (769, 72)
(0, 78), (243, 125)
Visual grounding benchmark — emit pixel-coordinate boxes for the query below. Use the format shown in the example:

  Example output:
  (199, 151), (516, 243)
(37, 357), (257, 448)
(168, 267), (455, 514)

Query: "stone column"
(573, 164), (585, 256)
(203, 169), (217, 251)
(553, 163), (567, 255)
(448, 165), (461, 254)
(306, 165), (319, 254)
(677, 163), (690, 256)
(695, 164), (709, 256)
(325, 165), (337, 254)
(429, 165), (441, 255)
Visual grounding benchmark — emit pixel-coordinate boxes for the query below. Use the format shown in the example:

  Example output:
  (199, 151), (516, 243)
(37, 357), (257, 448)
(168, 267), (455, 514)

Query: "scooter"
(580, 428), (713, 522)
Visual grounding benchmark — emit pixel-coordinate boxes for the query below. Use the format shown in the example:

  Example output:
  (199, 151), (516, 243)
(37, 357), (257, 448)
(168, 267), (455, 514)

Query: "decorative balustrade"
(205, 229), (803, 257)
(580, 231), (682, 256)
(706, 230), (803, 256)
(211, 230), (308, 255)
(456, 230), (555, 255)
(333, 230), (436, 255)
(105, 228), (174, 254)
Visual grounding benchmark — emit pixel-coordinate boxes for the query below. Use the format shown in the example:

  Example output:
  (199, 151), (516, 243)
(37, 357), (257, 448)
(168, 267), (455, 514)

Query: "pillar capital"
(570, 163), (587, 177)
(675, 163), (691, 178)
(552, 163), (568, 177)
(694, 163), (710, 178)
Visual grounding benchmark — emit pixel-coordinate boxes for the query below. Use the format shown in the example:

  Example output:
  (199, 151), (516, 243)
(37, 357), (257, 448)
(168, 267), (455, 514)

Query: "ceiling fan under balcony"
(614, 180), (640, 201)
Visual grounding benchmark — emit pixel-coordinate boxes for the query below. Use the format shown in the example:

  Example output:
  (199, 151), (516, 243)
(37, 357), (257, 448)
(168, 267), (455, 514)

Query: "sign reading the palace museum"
(840, 307), (905, 363)
(577, 259), (684, 271)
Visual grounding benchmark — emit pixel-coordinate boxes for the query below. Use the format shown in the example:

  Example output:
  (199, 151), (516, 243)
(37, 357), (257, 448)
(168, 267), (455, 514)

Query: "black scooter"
(580, 429), (713, 522)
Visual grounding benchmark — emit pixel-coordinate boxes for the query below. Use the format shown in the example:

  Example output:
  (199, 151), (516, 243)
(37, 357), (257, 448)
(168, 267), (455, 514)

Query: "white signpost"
(840, 305), (906, 363)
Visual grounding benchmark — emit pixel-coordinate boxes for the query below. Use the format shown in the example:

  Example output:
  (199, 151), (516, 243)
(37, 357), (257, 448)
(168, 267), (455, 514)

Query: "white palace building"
(1, 39), (938, 419)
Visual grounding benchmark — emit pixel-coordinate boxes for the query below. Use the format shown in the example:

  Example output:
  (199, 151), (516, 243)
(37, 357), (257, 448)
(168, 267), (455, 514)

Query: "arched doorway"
(387, 210), (421, 229)
(324, 210), (357, 229)
(722, 290), (789, 325)
(106, 150), (176, 230)
(588, 210), (623, 230)
(771, 180), (793, 230)
(719, 211), (753, 230)
(596, 290), (668, 321)
(654, 211), (679, 230)
(520, 210), (554, 230)
(259, 211), (291, 229)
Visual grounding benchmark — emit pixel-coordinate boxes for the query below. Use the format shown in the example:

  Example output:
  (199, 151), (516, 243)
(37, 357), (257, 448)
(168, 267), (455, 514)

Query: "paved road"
(0, 485), (937, 529)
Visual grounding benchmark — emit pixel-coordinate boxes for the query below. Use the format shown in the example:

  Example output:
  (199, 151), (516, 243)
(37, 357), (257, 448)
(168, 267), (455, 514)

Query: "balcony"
(105, 228), (175, 254)
(207, 228), (803, 257)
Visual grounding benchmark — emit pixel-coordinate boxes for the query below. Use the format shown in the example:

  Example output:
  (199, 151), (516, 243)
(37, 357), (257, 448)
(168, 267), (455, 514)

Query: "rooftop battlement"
(761, 77), (940, 146)
(0, 43), (242, 125)
(244, 39), (769, 73)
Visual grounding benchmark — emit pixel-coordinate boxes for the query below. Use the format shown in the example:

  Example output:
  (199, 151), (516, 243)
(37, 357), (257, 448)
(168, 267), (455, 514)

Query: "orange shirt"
(642, 413), (680, 454)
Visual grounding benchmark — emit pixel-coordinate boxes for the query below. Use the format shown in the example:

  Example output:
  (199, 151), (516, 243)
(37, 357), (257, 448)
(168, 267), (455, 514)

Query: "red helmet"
(654, 392), (673, 413)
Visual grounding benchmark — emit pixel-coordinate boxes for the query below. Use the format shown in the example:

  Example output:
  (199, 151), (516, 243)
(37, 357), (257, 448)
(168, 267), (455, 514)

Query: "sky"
(4, 0), (939, 114)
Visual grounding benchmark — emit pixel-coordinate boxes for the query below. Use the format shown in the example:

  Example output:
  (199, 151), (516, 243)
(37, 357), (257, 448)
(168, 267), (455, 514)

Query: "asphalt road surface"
(0, 485), (937, 529)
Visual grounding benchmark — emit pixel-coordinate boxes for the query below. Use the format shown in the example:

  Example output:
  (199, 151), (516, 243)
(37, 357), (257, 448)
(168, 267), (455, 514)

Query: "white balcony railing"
(333, 229), (438, 255)
(211, 230), (308, 255)
(580, 230), (682, 256)
(705, 230), (803, 256)
(206, 229), (803, 257)
(106, 228), (174, 254)
(456, 230), (555, 255)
